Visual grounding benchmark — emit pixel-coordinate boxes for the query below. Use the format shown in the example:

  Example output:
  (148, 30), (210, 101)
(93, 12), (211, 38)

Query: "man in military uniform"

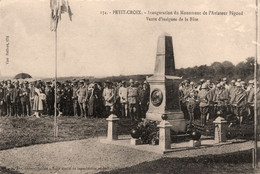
(185, 82), (198, 126)
(230, 83), (247, 126)
(179, 80), (190, 119)
(102, 80), (115, 117)
(196, 79), (205, 91)
(247, 80), (255, 121)
(198, 83), (210, 126)
(119, 81), (128, 118)
(127, 79), (139, 120)
(213, 83), (229, 119)
(77, 80), (88, 117)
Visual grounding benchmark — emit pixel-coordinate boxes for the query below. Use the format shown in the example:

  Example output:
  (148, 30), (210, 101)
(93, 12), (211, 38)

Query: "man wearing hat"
(11, 82), (21, 117)
(119, 81), (128, 118)
(127, 79), (139, 120)
(20, 82), (30, 116)
(63, 82), (73, 116)
(45, 82), (54, 116)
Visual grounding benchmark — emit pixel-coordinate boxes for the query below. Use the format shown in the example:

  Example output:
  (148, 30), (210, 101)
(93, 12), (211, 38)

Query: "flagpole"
(254, 0), (259, 168)
(54, 28), (58, 137)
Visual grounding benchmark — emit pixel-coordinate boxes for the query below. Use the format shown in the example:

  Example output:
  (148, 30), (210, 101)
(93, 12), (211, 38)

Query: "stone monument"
(146, 33), (186, 132)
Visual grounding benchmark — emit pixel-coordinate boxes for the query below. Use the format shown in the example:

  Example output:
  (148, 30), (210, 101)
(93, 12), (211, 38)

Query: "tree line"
(175, 57), (257, 82)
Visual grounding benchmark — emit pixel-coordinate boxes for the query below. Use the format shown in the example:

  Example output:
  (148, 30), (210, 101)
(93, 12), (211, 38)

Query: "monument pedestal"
(145, 33), (186, 133)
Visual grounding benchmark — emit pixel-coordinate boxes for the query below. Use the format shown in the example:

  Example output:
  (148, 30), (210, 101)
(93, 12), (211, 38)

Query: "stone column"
(106, 114), (120, 141)
(213, 116), (227, 143)
(158, 120), (172, 150)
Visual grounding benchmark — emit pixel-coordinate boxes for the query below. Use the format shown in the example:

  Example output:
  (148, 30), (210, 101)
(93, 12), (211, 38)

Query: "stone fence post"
(158, 116), (172, 151)
(213, 116), (227, 143)
(106, 113), (120, 141)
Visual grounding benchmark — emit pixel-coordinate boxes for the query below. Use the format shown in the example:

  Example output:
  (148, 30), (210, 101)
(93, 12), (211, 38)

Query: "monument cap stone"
(154, 34), (175, 76)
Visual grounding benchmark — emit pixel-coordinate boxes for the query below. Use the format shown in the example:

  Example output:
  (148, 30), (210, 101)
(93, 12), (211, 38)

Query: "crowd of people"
(0, 79), (150, 120)
(179, 78), (258, 127)
(1, 77), (259, 127)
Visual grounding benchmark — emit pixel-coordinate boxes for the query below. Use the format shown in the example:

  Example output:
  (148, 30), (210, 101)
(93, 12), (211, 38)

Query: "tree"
(222, 61), (235, 77)
(211, 62), (225, 77)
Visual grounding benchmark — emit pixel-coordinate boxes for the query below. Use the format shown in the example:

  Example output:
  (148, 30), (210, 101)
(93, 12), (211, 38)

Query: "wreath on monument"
(130, 119), (160, 145)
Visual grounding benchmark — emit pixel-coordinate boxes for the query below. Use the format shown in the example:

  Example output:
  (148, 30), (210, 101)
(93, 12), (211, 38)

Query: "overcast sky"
(0, 0), (257, 78)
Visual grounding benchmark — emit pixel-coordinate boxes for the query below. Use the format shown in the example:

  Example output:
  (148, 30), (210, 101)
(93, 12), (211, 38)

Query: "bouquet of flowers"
(131, 119), (159, 145)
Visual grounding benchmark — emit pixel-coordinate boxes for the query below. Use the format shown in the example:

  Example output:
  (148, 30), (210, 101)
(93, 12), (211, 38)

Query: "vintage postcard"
(0, 0), (259, 173)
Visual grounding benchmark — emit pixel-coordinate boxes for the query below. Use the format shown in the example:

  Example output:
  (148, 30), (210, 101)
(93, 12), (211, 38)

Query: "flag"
(50, 0), (72, 31)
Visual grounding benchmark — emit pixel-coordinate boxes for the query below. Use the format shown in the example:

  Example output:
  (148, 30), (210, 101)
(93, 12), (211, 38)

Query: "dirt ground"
(0, 137), (255, 174)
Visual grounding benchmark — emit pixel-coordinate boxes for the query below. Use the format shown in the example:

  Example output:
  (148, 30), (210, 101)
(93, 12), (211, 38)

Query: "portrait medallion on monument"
(151, 89), (163, 107)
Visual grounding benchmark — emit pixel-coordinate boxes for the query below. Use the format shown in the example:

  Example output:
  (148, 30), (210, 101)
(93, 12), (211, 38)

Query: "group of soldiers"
(179, 78), (256, 126)
(0, 78), (150, 120)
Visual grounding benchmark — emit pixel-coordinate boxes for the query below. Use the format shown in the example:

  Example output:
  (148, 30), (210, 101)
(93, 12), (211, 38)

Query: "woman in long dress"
(33, 83), (43, 118)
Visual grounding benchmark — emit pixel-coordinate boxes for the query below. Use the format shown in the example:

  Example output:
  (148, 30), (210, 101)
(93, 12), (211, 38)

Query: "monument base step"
(146, 112), (187, 132)
(146, 111), (184, 120)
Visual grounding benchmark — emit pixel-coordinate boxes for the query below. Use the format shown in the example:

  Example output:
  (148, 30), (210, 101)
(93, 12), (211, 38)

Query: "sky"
(0, 0), (258, 78)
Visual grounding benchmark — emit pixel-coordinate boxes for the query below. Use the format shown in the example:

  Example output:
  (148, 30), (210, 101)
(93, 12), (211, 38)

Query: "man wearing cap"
(198, 83), (210, 126)
(213, 83), (229, 119)
(240, 81), (247, 91)
(127, 79), (139, 120)
(246, 80), (254, 92)
(103, 81), (115, 117)
(77, 80), (88, 117)
(119, 81), (128, 118)
(222, 77), (230, 90)
(196, 79), (205, 91)
(247, 80), (255, 120)
(230, 83), (247, 126)
(185, 83), (198, 126)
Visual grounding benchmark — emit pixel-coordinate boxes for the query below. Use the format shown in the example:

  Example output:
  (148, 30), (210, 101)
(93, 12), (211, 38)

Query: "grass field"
(0, 116), (135, 151)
